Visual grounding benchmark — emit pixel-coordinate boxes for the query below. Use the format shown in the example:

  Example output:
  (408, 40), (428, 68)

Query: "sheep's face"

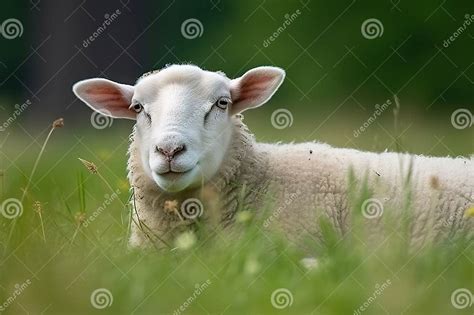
(132, 66), (235, 192)
(73, 64), (285, 192)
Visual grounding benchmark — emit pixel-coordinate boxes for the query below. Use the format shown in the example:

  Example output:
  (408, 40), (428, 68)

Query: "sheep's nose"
(155, 144), (186, 161)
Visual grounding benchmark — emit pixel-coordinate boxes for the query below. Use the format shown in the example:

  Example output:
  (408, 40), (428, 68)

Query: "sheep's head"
(73, 64), (285, 192)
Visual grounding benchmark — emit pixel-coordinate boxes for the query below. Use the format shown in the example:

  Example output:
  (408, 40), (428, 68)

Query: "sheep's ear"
(72, 78), (135, 119)
(230, 66), (285, 114)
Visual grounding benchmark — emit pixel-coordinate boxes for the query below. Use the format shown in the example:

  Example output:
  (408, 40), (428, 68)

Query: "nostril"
(155, 144), (186, 160)
(173, 144), (186, 155)
(155, 146), (165, 155)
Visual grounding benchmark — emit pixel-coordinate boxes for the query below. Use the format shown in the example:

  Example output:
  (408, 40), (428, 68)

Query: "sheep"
(72, 64), (474, 250)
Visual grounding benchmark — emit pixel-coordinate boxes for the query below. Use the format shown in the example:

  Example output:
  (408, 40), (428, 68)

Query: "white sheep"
(72, 64), (473, 249)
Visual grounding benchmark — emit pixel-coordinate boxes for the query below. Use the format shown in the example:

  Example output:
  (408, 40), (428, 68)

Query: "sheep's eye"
(131, 103), (143, 113)
(215, 97), (231, 110)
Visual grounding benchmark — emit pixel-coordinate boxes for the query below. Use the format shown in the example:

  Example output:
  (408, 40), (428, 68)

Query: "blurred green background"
(0, 0), (473, 155)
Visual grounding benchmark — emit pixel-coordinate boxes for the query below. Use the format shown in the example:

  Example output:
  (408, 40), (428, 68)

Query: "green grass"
(0, 117), (472, 315)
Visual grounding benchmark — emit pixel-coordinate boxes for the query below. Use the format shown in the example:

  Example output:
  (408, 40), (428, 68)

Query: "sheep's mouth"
(156, 168), (193, 178)
(151, 166), (199, 192)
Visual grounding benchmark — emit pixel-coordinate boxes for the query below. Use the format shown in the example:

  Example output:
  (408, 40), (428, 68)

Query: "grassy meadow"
(0, 108), (472, 315)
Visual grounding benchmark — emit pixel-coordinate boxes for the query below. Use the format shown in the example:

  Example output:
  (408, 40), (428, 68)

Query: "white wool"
(128, 117), (473, 249)
(72, 64), (473, 250)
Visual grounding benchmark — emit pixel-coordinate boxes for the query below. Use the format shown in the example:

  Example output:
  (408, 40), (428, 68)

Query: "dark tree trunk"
(26, 0), (148, 128)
